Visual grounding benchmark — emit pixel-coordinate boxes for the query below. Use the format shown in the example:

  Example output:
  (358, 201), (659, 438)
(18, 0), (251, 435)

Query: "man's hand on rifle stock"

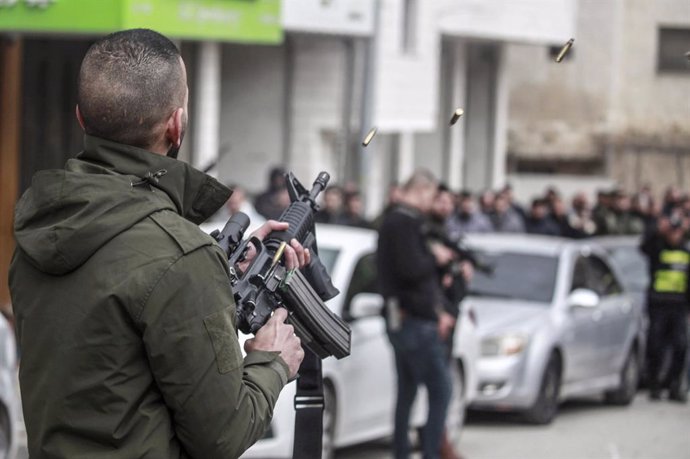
(236, 220), (312, 273)
(245, 308), (305, 379)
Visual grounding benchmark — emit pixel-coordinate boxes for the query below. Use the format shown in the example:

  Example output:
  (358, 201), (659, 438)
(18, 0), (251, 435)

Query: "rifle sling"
(292, 348), (324, 459)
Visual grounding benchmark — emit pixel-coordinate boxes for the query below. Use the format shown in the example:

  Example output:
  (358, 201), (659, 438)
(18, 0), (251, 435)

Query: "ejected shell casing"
(362, 127), (377, 147)
(271, 241), (288, 267)
(555, 38), (574, 63)
(449, 108), (464, 125)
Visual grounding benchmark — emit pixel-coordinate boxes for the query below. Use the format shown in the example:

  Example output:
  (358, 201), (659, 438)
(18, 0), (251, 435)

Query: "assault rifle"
(211, 172), (351, 360)
(423, 224), (494, 275)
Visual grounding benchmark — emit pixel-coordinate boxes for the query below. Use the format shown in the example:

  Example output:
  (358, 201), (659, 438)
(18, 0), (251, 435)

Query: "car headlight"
(481, 334), (528, 357)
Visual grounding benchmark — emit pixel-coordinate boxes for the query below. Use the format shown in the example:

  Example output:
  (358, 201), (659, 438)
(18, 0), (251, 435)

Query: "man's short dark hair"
(77, 29), (185, 148)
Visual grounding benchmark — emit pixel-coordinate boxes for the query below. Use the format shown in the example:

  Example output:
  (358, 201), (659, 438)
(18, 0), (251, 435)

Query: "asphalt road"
(15, 393), (688, 459)
(335, 393), (690, 459)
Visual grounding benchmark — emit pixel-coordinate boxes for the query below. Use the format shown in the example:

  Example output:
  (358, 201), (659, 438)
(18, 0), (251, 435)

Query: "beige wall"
(615, 0), (690, 139)
(506, 0), (690, 170)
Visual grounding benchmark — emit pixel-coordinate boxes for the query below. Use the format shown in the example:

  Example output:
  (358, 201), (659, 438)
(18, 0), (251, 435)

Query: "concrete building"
(505, 0), (690, 198)
(362, 0), (578, 214)
(213, 0), (375, 193)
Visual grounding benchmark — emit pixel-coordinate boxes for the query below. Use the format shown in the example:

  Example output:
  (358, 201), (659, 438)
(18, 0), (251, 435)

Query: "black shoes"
(668, 388), (688, 404)
(649, 387), (688, 403)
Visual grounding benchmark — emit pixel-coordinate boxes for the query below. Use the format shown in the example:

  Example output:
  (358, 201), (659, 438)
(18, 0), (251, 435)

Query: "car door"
(586, 254), (631, 377)
(562, 254), (602, 383)
(337, 252), (396, 440)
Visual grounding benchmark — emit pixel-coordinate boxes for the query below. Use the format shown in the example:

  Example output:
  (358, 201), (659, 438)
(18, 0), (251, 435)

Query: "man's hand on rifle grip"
(237, 220), (311, 272)
(244, 308), (305, 379)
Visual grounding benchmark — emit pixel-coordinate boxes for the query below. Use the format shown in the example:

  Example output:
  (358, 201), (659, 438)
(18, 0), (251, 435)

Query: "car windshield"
(606, 246), (649, 293)
(468, 251), (559, 304)
(318, 247), (340, 274)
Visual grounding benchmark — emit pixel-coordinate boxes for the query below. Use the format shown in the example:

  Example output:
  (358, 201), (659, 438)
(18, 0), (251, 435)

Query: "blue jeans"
(388, 318), (452, 459)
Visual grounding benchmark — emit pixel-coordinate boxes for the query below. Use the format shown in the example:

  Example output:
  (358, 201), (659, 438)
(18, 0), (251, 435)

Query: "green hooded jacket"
(9, 135), (290, 459)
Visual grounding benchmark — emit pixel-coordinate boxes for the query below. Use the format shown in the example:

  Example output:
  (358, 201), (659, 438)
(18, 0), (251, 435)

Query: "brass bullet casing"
(555, 38), (574, 63)
(271, 241), (288, 267)
(362, 127), (377, 147)
(449, 108), (464, 125)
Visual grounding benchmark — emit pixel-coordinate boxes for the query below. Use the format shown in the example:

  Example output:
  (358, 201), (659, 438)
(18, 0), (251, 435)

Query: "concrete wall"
(437, 0), (576, 45)
(506, 0), (690, 166)
(505, 0), (619, 159)
(373, 0), (440, 132)
(217, 43), (286, 192)
(216, 36), (353, 193)
(288, 35), (349, 184)
(615, 0), (690, 137)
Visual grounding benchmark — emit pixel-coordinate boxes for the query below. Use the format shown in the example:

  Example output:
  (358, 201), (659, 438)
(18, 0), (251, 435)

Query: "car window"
(468, 251), (559, 304)
(343, 252), (378, 316)
(587, 255), (623, 296)
(571, 254), (623, 296)
(606, 246), (649, 293)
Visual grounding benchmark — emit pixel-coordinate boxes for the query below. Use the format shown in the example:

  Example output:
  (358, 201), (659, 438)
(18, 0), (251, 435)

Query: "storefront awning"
(0, 0), (283, 44)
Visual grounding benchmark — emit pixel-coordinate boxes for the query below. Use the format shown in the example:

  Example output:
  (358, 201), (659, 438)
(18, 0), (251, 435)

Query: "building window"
(401, 0), (418, 54)
(657, 27), (690, 74)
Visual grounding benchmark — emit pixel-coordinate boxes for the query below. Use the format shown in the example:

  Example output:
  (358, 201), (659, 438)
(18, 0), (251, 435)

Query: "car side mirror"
(567, 288), (600, 310)
(348, 293), (384, 320)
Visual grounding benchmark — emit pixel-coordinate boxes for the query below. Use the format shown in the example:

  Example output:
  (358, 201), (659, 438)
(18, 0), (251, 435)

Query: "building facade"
(506, 0), (690, 197)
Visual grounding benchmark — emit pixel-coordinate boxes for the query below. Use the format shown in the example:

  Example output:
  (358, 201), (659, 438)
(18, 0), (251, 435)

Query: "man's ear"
(75, 105), (85, 131)
(166, 108), (185, 148)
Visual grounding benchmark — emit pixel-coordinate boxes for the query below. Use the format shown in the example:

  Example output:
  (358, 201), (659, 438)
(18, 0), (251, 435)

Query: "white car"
(465, 235), (645, 424)
(228, 224), (480, 458)
(0, 314), (20, 459)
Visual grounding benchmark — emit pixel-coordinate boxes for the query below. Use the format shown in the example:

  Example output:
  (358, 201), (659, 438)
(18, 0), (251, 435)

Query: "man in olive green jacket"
(9, 29), (305, 458)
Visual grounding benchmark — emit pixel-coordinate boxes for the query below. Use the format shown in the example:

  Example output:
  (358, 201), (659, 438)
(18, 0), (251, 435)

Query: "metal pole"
(341, 38), (355, 182)
(282, 35), (294, 168)
(358, 0), (381, 216)
(193, 41), (221, 176)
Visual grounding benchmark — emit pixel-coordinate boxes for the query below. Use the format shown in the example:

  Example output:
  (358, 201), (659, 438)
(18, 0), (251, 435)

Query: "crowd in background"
(233, 166), (690, 240)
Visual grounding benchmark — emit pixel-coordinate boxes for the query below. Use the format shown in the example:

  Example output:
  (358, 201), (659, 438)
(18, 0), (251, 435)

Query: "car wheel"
(523, 353), (561, 425)
(605, 347), (639, 406)
(0, 404), (11, 459)
(446, 360), (466, 440)
(322, 383), (336, 459)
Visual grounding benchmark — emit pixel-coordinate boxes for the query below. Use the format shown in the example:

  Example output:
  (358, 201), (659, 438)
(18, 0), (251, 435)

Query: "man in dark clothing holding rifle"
(377, 170), (457, 459)
(10, 29), (308, 458)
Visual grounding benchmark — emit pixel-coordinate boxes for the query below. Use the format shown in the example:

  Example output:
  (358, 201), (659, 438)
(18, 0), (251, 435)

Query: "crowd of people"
(246, 166), (690, 242)
(403, 182), (685, 241)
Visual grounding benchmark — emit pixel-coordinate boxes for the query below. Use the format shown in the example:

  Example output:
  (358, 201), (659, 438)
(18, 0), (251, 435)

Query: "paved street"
(336, 393), (690, 459)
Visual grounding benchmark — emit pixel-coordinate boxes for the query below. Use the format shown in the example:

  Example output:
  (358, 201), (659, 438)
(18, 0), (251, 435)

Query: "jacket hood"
(14, 135), (231, 275)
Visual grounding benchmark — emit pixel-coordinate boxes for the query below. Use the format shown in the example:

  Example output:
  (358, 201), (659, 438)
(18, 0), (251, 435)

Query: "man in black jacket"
(640, 215), (690, 402)
(377, 170), (456, 459)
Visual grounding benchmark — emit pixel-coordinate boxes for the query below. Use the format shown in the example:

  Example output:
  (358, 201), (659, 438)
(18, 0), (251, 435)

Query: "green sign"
(0, 0), (283, 44)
